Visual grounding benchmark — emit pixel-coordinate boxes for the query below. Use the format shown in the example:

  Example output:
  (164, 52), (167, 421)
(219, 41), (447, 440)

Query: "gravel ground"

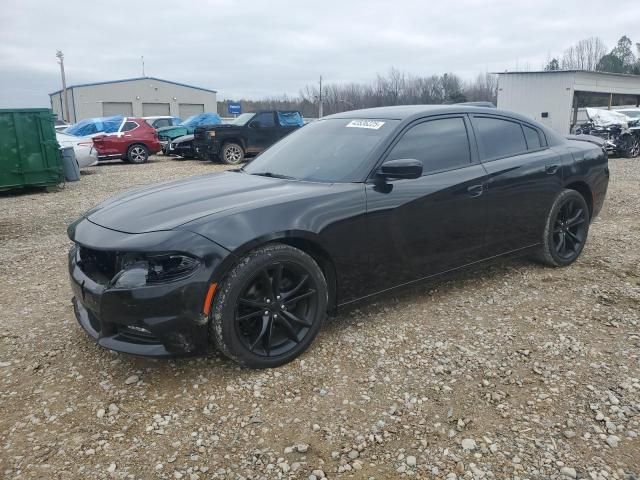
(0, 155), (639, 480)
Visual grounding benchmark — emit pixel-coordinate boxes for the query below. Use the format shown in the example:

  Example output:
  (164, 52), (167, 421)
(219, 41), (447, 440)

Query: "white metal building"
(496, 70), (640, 134)
(49, 76), (217, 123)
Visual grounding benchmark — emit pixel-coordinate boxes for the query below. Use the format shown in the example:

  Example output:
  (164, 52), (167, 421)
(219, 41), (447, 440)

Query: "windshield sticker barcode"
(346, 120), (385, 130)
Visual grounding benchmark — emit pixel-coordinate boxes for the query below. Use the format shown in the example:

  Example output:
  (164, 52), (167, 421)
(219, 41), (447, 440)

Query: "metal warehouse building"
(496, 70), (640, 135)
(49, 76), (217, 123)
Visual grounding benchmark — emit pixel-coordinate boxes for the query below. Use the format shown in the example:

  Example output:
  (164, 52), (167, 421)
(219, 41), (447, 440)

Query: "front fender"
(178, 184), (369, 304)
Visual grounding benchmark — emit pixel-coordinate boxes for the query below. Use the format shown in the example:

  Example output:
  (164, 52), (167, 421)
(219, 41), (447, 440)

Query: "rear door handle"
(545, 164), (559, 175)
(467, 184), (484, 197)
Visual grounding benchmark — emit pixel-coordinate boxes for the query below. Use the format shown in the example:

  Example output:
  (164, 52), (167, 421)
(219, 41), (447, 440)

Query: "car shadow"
(103, 255), (535, 376)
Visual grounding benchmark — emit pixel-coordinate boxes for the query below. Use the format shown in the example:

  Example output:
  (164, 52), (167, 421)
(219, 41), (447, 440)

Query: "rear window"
(523, 125), (542, 150)
(121, 121), (138, 132)
(473, 117), (527, 160)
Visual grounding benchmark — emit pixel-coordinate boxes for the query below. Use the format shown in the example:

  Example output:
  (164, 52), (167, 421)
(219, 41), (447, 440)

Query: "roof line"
(49, 76), (217, 95)
(492, 69), (640, 78)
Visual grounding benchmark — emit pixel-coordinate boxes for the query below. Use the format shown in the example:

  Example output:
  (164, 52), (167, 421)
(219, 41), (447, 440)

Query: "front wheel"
(210, 244), (327, 368)
(127, 144), (149, 164)
(534, 189), (590, 267)
(221, 142), (245, 165)
(619, 134), (640, 158)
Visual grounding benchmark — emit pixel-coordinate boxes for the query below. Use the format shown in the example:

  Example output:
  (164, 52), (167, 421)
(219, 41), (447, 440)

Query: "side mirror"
(249, 121), (262, 129)
(378, 158), (422, 179)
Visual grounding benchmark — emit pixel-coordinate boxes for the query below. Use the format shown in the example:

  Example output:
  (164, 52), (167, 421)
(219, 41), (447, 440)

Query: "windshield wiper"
(250, 172), (297, 180)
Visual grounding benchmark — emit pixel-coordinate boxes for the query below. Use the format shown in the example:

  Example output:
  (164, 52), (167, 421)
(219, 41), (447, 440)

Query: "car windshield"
(243, 118), (399, 183)
(618, 110), (640, 119)
(229, 113), (255, 125)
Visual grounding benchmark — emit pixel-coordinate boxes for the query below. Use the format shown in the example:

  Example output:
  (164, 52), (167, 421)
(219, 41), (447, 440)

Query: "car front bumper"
(67, 219), (233, 356)
(193, 141), (220, 159)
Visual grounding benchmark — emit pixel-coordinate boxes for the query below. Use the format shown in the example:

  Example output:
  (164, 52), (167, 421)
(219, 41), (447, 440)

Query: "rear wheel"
(221, 142), (244, 165)
(210, 244), (327, 368)
(534, 189), (590, 267)
(127, 144), (149, 164)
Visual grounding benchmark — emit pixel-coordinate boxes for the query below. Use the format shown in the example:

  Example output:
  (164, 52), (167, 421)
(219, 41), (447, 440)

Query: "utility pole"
(141, 56), (145, 76)
(56, 50), (70, 123)
(318, 75), (323, 118)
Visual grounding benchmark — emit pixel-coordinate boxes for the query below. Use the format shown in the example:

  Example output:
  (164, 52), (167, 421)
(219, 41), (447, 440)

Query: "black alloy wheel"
(552, 197), (588, 260)
(235, 262), (317, 356)
(535, 189), (590, 267)
(211, 244), (327, 368)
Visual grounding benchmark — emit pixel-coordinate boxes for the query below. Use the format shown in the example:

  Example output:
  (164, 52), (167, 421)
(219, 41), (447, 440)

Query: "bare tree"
(561, 37), (608, 70)
(465, 73), (498, 103)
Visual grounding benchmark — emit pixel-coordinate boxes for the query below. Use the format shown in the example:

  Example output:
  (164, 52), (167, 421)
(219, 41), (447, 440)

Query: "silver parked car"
(143, 116), (182, 129)
(56, 132), (99, 168)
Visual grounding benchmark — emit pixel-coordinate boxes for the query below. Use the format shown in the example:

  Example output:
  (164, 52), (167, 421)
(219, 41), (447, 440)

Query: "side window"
(154, 119), (170, 128)
(252, 112), (276, 128)
(387, 117), (471, 174)
(121, 121), (138, 132)
(523, 125), (542, 150)
(473, 117), (527, 160)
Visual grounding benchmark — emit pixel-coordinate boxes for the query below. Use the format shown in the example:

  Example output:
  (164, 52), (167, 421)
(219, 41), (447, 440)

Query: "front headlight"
(110, 254), (200, 289)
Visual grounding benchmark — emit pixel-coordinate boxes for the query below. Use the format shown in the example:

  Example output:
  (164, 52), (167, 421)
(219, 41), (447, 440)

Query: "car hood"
(85, 171), (331, 234)
(157, 126), (191, 137)
(172, 134), (194, 144)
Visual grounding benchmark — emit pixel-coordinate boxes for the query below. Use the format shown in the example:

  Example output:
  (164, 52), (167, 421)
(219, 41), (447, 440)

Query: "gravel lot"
(1, 155), (639, 480)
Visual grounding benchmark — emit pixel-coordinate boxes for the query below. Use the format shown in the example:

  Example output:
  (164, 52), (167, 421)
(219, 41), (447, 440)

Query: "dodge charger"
(68, 105), (609, 368)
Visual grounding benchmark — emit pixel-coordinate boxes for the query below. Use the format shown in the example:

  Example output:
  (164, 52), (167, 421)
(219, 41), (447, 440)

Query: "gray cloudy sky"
(1, 0), (638, 108)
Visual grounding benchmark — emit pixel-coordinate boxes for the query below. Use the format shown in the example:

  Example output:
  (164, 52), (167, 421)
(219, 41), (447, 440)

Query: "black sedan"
(68, 105), (609, 368)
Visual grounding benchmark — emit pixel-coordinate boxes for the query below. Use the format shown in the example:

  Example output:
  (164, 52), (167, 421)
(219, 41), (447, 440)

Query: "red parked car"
(92, 117), (162, 164)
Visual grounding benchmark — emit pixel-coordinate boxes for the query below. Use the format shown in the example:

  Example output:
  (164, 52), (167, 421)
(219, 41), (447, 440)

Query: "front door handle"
(467, 184), (484, 197)
(545, 164), (559, 175)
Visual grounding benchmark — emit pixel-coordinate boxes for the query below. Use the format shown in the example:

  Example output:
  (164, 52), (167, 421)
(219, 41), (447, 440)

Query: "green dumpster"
(0, 108), (64, 191)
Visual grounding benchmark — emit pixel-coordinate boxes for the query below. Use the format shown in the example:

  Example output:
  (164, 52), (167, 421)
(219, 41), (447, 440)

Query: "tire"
(620, 135), (640, 158)
(533, 189), (590, 267)
(127, 144), (149, 164)
(221, 142), (245, 165)
(210, 244), (328, 368)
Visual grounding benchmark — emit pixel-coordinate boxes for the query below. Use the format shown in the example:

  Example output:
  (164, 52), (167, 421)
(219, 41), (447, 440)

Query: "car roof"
(327, 104), (525, 120)
(326, 104), (565, 145)
(142, 116), (178, 120)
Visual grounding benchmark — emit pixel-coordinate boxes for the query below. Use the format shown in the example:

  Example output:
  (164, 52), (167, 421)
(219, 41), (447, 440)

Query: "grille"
(78, 247), (118, 285)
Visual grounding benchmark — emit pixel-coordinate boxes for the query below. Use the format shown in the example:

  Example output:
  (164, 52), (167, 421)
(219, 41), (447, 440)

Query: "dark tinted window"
(121, 121), (138, 132)
(387, 117), (471, 174)
(474, 117), (527, 160)
(243, 118), (399, 182)
(251, 112), (275, 128)
(523, 125), (542, 150)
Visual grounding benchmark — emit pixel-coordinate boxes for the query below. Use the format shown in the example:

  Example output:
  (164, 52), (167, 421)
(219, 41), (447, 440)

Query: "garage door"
(142, 103), (170, 116)
(179, 103), (204, 118)
(102, 102), (133, 116)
